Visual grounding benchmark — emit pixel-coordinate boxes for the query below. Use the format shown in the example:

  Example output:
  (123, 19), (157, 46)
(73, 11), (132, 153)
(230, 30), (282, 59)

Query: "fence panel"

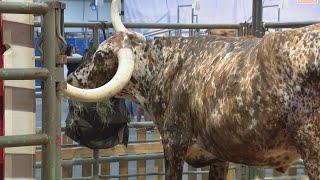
(101, 163), (110, 177)
(34, 125), (308, 179)
(82, 163), (92, 177)
(62, 134), (73, 178)
(188, 166), (197, 180)
(201, 166), (209, 180)
(119, 161), (128, 179)
(137, 128), (147, 180)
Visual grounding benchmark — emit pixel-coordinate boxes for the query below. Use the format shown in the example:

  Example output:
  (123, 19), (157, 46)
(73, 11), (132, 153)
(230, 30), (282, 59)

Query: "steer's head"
(63, 0), (146, 102)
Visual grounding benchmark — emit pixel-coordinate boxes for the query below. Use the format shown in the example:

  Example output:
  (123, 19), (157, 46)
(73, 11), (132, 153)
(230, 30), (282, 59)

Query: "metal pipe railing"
(34, 22), (240, 29)
(35, 138), (161, 150)
(61, 171), (309, 180)
(35, 153), (164, 168)
(41, 2), (62, 179)
(34, 21), (320, 32)
(100, 171), (211, 178)
(0, 68), (49, 80)
(35, 56), (83, 64)
(265, 21), (320, 29)
(0, 134), (48, 147)
(62, 178), (92, 180)
(252, 0), (264, 37)
(0, 1), (48, 14)
(92, 149), (99, 180)
(35, 122), (156, 134)
(128, 121), (154, 128)
(0, 1), (65, 179)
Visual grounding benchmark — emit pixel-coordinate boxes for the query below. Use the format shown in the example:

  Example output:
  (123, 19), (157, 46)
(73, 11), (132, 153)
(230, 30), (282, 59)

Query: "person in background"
(71, 45), (82, 57)
(125, 100), (137, 120)
(136, 106), (153, 132)
(136, 107), (143, 122)
(66, 45), (82, 77)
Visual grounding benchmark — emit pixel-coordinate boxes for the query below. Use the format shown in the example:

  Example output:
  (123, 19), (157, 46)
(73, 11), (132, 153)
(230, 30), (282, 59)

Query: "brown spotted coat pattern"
(68, 24), (320, 180)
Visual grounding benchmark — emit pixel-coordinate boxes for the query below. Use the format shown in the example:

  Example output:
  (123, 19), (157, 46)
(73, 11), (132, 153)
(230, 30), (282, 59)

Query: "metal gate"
(0, 1), (65, 179)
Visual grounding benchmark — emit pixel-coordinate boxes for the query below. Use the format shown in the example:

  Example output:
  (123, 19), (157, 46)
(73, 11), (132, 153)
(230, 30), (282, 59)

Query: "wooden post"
(236, 165), (249, 180)
(288, 166), (297, 176)
(101, 163), (110, 176)
(272, 169), (282, 177)
(82, 163), (92, 177)
(62, 134), (73, 178)
(188, 165), (197, 180)
(249, 167), (264, 179)
(202, 166), (209, 180)
(226, 166), (234, 180)
(119, 161), (128, 179)
(137, 128), (147, 180)
(154, 129), (163, 180)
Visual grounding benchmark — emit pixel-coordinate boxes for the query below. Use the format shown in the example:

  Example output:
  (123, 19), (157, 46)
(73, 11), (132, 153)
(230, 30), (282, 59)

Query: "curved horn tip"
(111, 0), (127, 32)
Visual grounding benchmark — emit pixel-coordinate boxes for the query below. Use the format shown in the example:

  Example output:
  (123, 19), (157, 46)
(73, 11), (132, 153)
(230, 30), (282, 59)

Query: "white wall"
(34, 0), (320, 34)
(61, 0), (111, 22)
(124, 0), (320, 24)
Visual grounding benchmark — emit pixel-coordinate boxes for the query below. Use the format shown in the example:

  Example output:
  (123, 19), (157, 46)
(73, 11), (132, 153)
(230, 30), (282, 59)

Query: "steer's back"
(149, 35), (299, 168)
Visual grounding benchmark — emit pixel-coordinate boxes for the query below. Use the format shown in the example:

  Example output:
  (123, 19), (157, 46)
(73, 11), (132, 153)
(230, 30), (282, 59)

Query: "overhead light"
(90, 2), (97, 10)
(90, 0), (98, 11)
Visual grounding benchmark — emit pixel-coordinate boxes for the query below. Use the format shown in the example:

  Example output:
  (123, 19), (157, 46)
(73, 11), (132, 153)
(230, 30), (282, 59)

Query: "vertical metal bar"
(238, 24), (244, 37)
(277, 7), (280, 22)
(190, 8), (194, 36)
(177, 6), (180, 36)
(93, 149), (100, 180)
(55, 4), (65, 178)
(41, 2), (62, 179)
(55, 84), (62, 179)
(92, 25), (99, 51)
(238, 22), (249, 37)
(252, 0), (263, 37)
(177, 6), (180, 23)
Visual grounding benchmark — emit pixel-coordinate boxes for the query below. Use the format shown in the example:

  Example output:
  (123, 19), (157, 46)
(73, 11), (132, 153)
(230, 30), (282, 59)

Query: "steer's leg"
(162, 121), (191, 180)
(291, 114), (320, 179)
(208, 160), (229, 180)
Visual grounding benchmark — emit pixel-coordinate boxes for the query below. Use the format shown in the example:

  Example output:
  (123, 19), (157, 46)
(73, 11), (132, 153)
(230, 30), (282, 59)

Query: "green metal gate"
(0, 1), (65, 179)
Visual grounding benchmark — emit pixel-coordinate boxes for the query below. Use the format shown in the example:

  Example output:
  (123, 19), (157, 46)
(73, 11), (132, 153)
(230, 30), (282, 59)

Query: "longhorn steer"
(66, 25), (320, 179)
(63, 1), (320, 179)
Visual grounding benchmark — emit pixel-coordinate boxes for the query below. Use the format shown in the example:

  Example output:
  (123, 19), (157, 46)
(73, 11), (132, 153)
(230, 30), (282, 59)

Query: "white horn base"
(63, 48), (134, 102)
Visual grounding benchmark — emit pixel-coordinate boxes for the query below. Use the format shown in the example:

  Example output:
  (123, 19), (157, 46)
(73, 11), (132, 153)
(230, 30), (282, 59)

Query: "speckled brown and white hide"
(68, 24), (320, 180)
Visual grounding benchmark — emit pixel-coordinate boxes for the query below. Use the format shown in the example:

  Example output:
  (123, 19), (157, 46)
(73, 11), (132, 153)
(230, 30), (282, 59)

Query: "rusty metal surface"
(41, 2), (64, 179)
(0, 134), (48, 147)
(34, 21), (240, 29)
(0, 1), (48, 14)
(0, 68), (49, 80)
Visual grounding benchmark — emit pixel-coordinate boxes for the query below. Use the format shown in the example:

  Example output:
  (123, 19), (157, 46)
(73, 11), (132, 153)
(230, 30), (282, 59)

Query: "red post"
(0, 14), (5, 179)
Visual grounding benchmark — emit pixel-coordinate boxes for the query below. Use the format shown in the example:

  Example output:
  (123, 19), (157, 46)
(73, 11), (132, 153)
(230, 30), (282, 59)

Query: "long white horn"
(63, 48), (134, 102)
(111, 0), (146, 42)
(63, 0), (139, 102)
(111, 0), (127, 32)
